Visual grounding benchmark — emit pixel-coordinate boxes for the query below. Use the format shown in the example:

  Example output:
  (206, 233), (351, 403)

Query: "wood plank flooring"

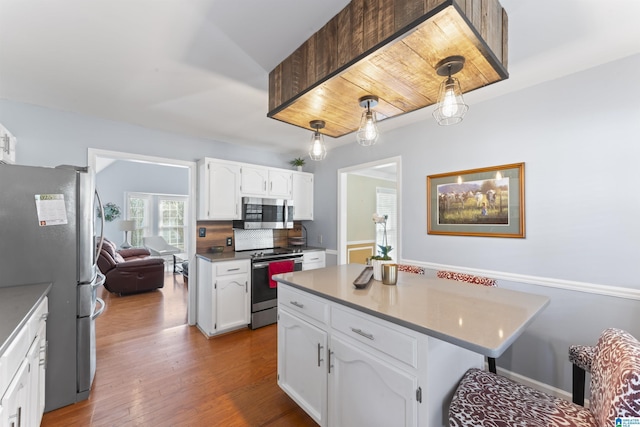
(41, 274), (317, 427)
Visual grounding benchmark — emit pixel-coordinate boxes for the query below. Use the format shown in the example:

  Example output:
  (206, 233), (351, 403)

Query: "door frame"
(88, 148), (198, 325)
(337, 156), (402, 265)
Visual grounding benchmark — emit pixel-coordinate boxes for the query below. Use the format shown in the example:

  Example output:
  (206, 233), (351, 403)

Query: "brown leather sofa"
(97, 238), (165, 294)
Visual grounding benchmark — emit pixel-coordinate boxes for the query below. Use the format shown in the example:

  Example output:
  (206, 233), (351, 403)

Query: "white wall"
(0, 101), (290, 169)
(305, 53), (640, 393)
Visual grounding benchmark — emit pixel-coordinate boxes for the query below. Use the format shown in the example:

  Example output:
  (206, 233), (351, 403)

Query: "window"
(376, 187), (397, 258)
(127, 193), (150, 248)
(158, 196), (186, 250)
(126, 193), (188, 251)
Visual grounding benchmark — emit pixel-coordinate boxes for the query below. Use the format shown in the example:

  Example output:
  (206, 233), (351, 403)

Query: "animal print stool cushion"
(589, 328), (640, 425)
(448, 369), (596, 426)
(450, 328), (640, 426)
(437, 270), (496, 287)
(397, 264), (425, 275)
(569, 344), (595, 373)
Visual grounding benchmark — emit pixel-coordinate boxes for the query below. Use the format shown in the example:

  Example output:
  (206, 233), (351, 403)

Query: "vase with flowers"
(371, 213), (393, 280)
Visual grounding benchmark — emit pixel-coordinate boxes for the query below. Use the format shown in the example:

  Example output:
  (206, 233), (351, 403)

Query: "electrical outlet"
(226, 237), (233, 246)
(318, 234), (323, 244)
(199, 227), (206, 237)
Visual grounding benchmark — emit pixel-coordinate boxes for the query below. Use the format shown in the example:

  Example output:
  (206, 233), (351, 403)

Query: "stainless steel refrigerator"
(0, 163), (105, 411)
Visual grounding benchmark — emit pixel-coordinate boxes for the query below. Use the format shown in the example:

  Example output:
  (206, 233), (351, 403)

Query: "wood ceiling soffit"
(268, 0), (508, 138)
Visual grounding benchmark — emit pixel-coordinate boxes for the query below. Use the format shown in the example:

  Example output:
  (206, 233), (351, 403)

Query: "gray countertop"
(275, 264), (550, 358)
(197, 246), (326, 263)
(0, 282), (52, 357)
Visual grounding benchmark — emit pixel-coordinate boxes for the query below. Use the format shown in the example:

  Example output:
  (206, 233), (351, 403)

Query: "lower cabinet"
(277, 309), (327, 426)
(278, 284), (418, 426)
(277, 284), (482, 426)
(0, 297), (48, 427)
(197, 258), (250, 336)
(2, 359), (29, 427)
(328, 335), (417, 427)
(301, 250), (326, 271)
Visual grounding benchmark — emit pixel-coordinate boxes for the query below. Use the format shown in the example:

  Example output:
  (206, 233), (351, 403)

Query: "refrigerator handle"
(95, 189), (105, 262)
(94, 272), (105, 290)
(92, 297), (106, 320)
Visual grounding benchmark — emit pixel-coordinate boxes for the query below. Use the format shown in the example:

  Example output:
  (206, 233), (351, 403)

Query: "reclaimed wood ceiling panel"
(268, 0), (508, 138)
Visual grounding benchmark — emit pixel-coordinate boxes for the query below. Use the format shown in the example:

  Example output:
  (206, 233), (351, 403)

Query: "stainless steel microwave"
(232, 197), (294, 229)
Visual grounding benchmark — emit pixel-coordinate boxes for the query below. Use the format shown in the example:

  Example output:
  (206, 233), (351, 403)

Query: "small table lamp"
(119, 220), (136, 249)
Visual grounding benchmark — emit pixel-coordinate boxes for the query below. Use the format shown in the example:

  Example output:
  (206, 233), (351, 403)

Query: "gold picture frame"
(427, 163), (525, 238)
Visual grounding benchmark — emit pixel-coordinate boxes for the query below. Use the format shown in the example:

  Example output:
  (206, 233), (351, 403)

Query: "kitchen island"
(274, 264), (549, 426)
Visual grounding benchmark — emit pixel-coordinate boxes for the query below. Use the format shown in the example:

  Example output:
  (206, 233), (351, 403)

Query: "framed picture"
(427, 162), (525, 238)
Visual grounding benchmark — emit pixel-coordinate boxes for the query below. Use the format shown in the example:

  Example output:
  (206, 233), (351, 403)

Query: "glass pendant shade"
(432, 76), (468, 125)
(356, 95), (379, 146)
(356, 110), (379, 146)
(308, 120), (327, 161)
(432, 56), (469, 126)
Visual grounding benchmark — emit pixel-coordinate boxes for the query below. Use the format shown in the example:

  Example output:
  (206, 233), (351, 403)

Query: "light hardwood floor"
(41, 273), (316, 426)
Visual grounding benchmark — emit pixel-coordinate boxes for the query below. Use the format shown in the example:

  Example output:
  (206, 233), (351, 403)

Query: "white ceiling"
(2, 0), (640, 155)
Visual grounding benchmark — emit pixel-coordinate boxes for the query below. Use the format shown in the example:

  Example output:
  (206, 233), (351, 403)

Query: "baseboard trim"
(495, 365), (590, 407)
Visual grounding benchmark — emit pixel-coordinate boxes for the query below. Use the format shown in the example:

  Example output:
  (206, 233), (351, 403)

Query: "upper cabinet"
(198, 158), (312, 221)
(267, 169), (292, 199)
(293, 172), (313, 220)
(240, 166), (292, 199)
(0, 123), (17, 164)
(198, 159), (241, 220)
(240, 165), (269, 196)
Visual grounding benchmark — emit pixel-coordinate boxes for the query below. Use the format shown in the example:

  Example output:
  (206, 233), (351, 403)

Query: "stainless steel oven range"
(249, 248), (303, 329)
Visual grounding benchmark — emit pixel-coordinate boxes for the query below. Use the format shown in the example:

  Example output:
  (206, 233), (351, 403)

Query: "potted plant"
(289, 157), (306, 171)
(371, 213), (393, 280)
(97, 202), (122, 222)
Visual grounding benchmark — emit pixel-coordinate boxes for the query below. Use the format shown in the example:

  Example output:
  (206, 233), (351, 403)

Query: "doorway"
(88, 148), (198, 325)
(337, 156), (401, 265)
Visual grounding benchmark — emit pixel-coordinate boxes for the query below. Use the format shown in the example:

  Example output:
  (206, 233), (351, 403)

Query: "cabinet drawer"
(331, 306), (418, 369)
(279, 285), (328, 325)
(303, 251), (325, 264)
(28, 298), (48, 339)
(0, 324), (30, 395)
(215, 260), (249, 276)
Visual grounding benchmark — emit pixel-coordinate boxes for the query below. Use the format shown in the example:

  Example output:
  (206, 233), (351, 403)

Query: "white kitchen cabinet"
(302, 250), (325, 271)
(27, 321), (46, 427)
(240, 165), (269, 196)
(292, 172), (314, 220)
(0, 297), (48, 427)
(278, 284), (434, 426)
(1, 359), (29, 427)
(197, 159), (241, 220)
(277, 309), (327, 426)
(0, 123), (16, 165)
(196, 258), (250, 336)
(240, 166), (292, 199)
(268, 169), (293, 199)
(216, 274), (250, 332)
(328, 334), (418, 427)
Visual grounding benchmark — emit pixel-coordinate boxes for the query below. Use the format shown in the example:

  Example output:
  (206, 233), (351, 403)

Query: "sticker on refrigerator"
(35, 194), (68, 226)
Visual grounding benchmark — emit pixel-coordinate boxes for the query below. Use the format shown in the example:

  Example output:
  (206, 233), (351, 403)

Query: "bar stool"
(449, 328), (640, 427)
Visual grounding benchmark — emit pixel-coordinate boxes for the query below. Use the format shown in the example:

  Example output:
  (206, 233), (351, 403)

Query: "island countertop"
(0, 282), (51, 358)
(275, 264), (550, 358)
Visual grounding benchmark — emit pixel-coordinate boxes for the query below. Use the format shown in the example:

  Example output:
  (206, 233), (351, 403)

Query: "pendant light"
(356, 95), (379, 146)
(432, 56), (469, 126)
(308, 120), (327, 161)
